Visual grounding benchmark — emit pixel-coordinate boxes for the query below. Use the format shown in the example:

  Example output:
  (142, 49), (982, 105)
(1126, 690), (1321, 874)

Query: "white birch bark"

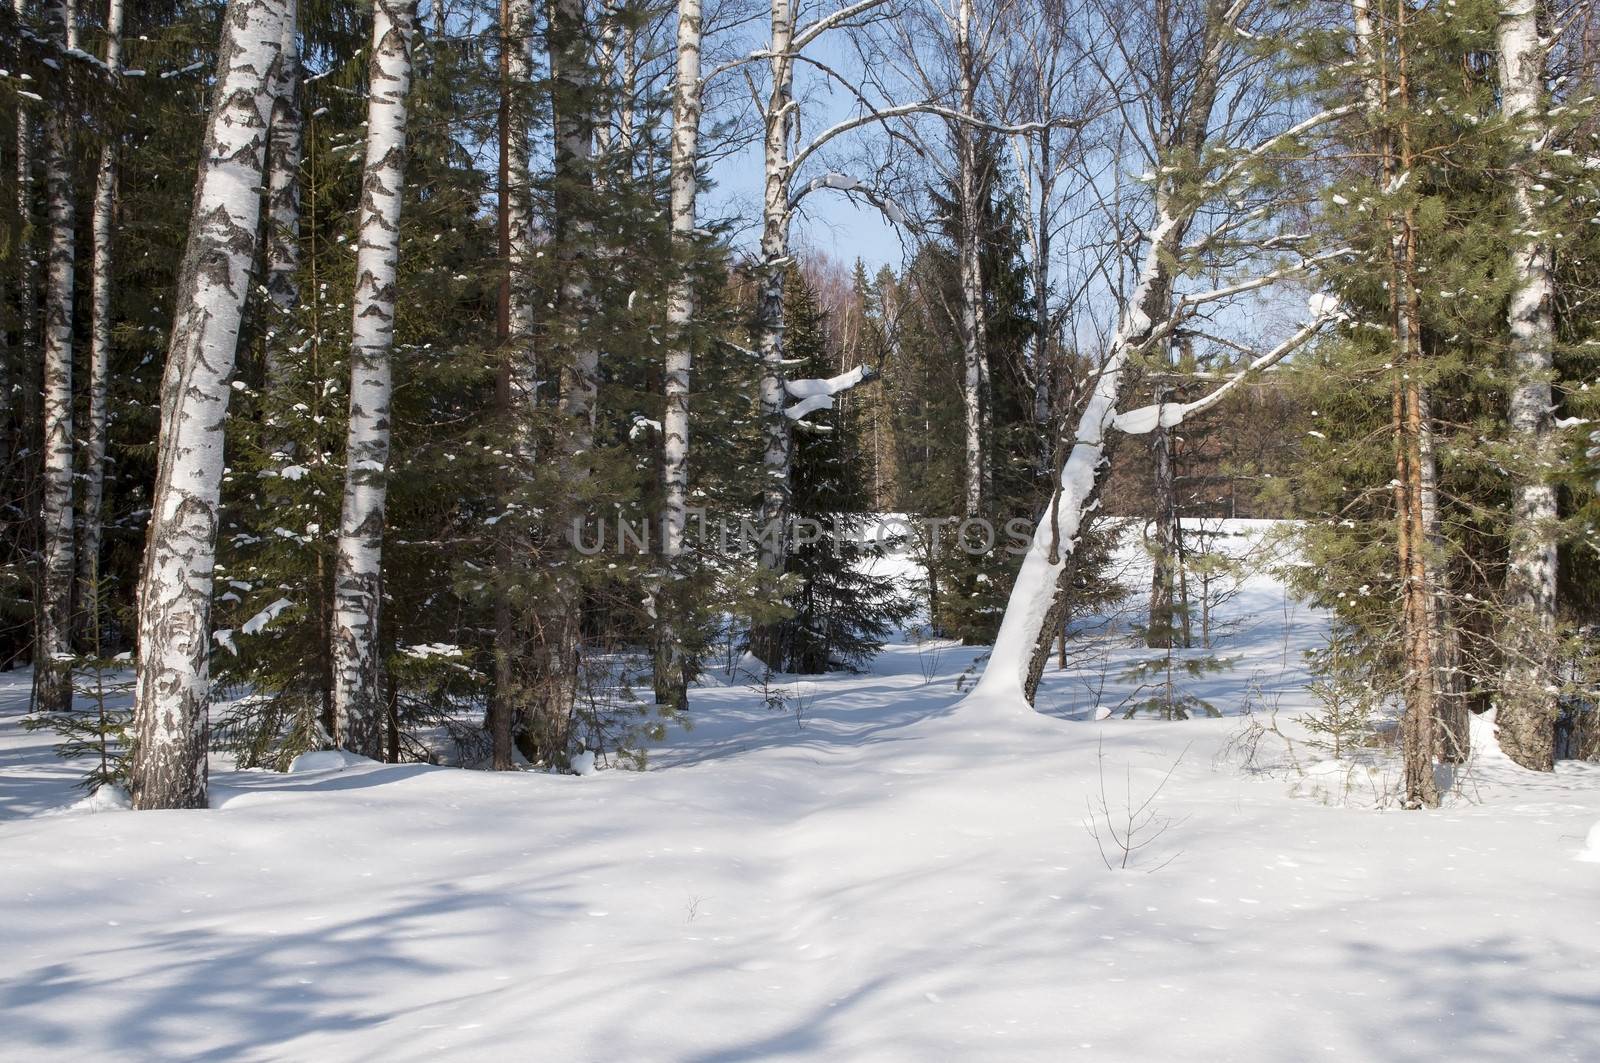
(35, 0), (78, 714)
(655, 0), (702, 707)
(505, 0), (537, 398)
(330, 0), (415, 760)
(976, 0), (1249, 705)
(973, 204), (1183, 705)
(129, 0), (289, 809)
(1495, 0), (1559, 770)
(756, 0), (796, 580)
(11, 0), (38, 485)
(955, 0), (987, 518)
(77, 0), (126, 646)
(262, 8), (304, 426)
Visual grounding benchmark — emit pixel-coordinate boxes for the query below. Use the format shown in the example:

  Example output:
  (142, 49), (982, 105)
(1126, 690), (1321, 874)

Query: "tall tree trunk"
(1359, 0), (1447, 802)
(1030, 128), (1052, 473)
(261, 8), (304, 444)
(34, 0), (78, 715)
(77, 0), (126, 650)
(14, 0), (41, 527)
(530, 0), (596, 765)
(489, 0), (536, 770)
(655, 0), (702, 709)
(1494, 0), (1559, 771)
(749, 0), (795, 669)
(956, 0), (987, 518)
(1399, 2), (1444, 803)
(129, 0), (290, 810)
(330, 0), (415, 759)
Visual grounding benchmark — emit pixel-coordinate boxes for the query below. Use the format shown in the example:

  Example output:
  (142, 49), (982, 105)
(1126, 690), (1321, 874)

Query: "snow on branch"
(793, 0), (891, 49)
(1111, 298), (1339, 436)
(783, 365), (877, 420)
(789, 171), (911, 225)
(789, 102), (1089, 177)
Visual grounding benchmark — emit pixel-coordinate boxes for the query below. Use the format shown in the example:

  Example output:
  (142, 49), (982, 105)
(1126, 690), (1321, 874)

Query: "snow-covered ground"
(3, 521), (1599, 1061)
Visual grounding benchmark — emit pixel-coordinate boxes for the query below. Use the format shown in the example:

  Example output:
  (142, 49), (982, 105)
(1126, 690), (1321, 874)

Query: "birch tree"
(1494, 0), (1560, 771)
(11, 0), (47, 492)
(971, 0), (1346, 708)
(261, 6), (304, 430)
(330, 0), (416, 759)
(34, 0), (78, 715)
(952, 0), (989, 517)
(129, 0), (290, 810)
(743, 0), (944, 663)
(655, 0), (703, 710)
(77, 0), (126, 648)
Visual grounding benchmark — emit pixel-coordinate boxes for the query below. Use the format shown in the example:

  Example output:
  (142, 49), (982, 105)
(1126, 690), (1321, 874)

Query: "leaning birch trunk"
(129, 0), (288, 810)
(34, 0), (78, 715)
(748, 0), (796, 669)
(1494, 0), (1559, 771)
(974, 194), (1185, 704)
(261, 7), (304, 439)
(1016, 1), (1225, 695)
(655, 0), (703, 709)
(77, 0), (126, 648)
(956, 0), (987, 518)
(330, 0), (415, 760)
(530, 0), (597, 765)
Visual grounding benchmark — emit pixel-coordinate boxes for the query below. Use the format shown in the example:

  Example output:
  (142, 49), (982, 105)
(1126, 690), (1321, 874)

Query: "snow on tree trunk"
(78, 0), (126, 646)
(35, 0), (78, 716)
(655, 0), (702, 709)
(1494, 0), (1559, 771)
(261, 7), (304, 436)
(330, 0), (415, 760)
(129, 0), (289, 810)
(973, 204), (1184, 706)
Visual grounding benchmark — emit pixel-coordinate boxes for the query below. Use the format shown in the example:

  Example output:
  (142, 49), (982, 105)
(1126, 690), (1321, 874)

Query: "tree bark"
(529, 0), (596, 765)
(749, 0), (796, 669)
(955, 0), (987, 519)
(13, 0), (40, 515)
(129, 0), (290, 810)
(34, 0), (79, 715)
(330, 0), (415, 760)
(261, 7), (304, 440)
(77, 0), (126, 650)
(655, 0), (702, 709)
(489, 0), (536, 770)
(1494, 0), (1559, 771)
